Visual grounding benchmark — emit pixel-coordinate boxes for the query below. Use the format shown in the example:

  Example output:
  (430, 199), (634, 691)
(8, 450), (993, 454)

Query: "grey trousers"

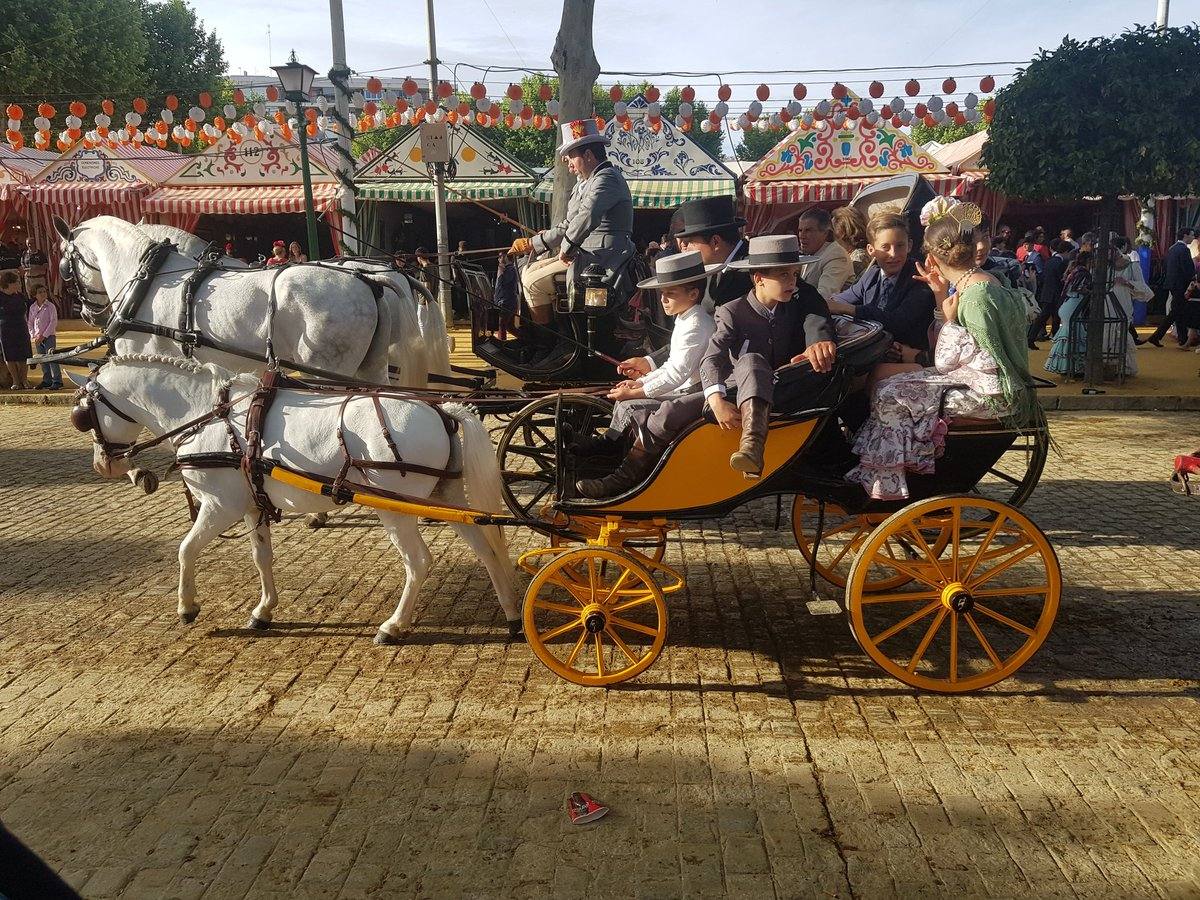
(634, 353), (776, 451)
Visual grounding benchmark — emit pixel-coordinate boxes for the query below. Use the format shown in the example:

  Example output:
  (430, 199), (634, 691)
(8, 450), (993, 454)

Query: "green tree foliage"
(0, 0), (223, 107)
(735, 127), (782, 163)
(909, 118), (986, 147)
(985, 25), (1200, 200)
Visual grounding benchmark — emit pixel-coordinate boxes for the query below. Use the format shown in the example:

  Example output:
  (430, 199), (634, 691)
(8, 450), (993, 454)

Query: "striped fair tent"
(141, 132), (348, 244)
(19, 143), (188, 294)
(742, 118), (962, 233)
(531, 95), (737, 210)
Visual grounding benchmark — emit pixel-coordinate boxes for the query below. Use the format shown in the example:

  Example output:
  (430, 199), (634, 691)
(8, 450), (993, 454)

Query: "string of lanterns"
(3, 75), (998, 154)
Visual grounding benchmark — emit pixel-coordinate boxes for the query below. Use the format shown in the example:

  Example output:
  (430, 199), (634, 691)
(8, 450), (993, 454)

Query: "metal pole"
(328, 0), (359, 255)
(425, 0), (453, 324)
(296, 101), (321, 261)
(1156, 0), (1170, 30)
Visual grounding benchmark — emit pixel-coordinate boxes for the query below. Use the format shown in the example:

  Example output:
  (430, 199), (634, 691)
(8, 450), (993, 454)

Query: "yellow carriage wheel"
(792, 495), (950, 592)
(523, 547), (667, 687)
(845, 496), (1060, 693)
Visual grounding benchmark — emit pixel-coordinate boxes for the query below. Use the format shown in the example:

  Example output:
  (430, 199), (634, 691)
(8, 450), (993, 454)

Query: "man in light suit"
(510, 119), (634, 326)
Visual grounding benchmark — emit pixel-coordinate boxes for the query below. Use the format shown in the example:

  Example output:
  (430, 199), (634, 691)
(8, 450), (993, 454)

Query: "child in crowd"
(26, 285), (61, 390)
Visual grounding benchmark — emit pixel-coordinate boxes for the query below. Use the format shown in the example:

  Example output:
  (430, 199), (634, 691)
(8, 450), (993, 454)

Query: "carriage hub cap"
(940, 582), (974, 613)
(582, 605), (607, 634)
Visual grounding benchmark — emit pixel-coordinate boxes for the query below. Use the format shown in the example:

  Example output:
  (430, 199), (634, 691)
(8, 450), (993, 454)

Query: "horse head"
(57, 216), (156, 327)
(67, 365), (145, 480)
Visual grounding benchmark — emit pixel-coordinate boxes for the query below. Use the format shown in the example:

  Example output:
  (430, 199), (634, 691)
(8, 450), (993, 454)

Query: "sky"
(193, 0), (1197, 140)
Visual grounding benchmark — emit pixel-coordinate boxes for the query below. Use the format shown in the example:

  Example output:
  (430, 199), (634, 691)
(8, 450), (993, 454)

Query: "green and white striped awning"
(356, 179), (534, 202)
(532, 177), (736, 209)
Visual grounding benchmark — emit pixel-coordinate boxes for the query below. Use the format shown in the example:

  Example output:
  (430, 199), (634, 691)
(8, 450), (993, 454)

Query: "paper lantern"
(69, 100), (86, 118)
(905, 79), (920, 96)
(713, 101), (728, 118)
(983, 98), (996, 118)
(700, 119), (712, 133)
(457, 101), (470, 117)
(793, 83), (807, 101)
(942, 78), (956, 94)
(944, 101), (959, 117)
(224, 104), (236, 118)
(266, 85), (279, 102)
(621, 119), (632, 132)
(892, 115), (904, 129)
(477, 97), (492, 113)
(436, 81), (453, 99)
(511, 98), (525, 116)
(469, 82), (486, 100)
(914, 103), (927, 118)
(133, 97), (148, 114)
(38, 103), (55, 118)
(233, 89), (246, 105)
(594, 116), (606, 129)
(402, 77), (418, 96)
(613, 100), (627, 118)
(868, 81), (884, 99)
(963, 93), (979, 110)
(196, 91), (210, 109)
(520, 105), (533, 120)
(395, 99), (409, 114)
(681, 85), (695, 103)
(678, 101), (693, 118)
(831, 82), (848, 100)
(507, 83), (522, 101)
(5, 104), (21, 120)
(717, 83), (731, 102)
(980, 75), (995, 93)
(609, 84), (623, 102)
(747, 100), (762, 119)
(546, 99), (560, 117)
(33, 116), (49, 131)
(756, 84), (770, 101)
(362, 101), (377, 116)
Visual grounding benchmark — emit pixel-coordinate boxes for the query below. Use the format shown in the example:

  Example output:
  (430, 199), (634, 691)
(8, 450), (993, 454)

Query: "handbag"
(1170, 451), (1200, 496)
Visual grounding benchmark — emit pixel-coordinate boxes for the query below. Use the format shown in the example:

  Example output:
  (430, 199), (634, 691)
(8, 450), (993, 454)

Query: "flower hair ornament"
(920, 197), (984, 252)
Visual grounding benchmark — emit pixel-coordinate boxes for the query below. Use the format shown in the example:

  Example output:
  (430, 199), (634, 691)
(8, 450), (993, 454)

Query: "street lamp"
(272, 51), (320, 261)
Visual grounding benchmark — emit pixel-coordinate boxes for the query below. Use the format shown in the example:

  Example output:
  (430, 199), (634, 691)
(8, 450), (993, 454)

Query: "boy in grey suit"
(578, 235), (837, 498)
(511, 118), (634, 327)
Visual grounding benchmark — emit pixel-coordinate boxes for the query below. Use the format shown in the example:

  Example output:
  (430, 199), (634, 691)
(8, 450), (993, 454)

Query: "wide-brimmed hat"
(726, 234), (818, 270)
(559, 118), (608, 156)
(673, 196), (746, 239)
(636, 250), (723, 289)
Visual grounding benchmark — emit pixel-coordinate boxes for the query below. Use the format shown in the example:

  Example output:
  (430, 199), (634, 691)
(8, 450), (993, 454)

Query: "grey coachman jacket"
(530, 160), (635, 281)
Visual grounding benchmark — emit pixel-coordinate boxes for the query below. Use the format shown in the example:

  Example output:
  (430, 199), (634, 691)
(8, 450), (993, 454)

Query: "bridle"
(59, 230), (115, 319)
(70, 373), (141, 458)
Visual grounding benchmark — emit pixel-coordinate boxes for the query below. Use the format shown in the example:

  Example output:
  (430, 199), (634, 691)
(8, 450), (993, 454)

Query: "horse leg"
(374, 513), (433, 645)
(244, 514), (279, 631)
(177, 500), (243, 624)
(448, 523), (524, 639)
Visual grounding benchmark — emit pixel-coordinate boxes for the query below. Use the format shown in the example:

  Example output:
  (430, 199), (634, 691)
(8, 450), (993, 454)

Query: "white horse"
(72, 354), (522, 641)
(133, 222), (450, 384)
(57, 215), (402, 384)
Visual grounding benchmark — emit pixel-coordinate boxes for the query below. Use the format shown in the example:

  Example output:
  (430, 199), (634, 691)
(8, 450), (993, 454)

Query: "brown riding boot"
(576, 446), (656, 499)
(729, 398), (769, 478)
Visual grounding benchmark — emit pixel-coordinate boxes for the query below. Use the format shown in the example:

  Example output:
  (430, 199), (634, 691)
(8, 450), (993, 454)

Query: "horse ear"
(65, 370), (89, 389)
(52, 216), (72, 241)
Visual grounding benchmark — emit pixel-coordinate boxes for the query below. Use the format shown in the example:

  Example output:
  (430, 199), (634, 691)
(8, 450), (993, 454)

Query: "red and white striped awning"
(142, 183), (344, 215)
(745, 173), (967, 205)
(20, 180), (154, 207)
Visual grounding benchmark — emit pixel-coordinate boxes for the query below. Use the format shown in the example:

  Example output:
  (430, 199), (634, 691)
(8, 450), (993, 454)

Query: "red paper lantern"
(233, 89), (245, 105)
(980, 75), (996, 93)
(507, 83), (523, 101)
(717, 84), (731, 102)
(457, 101), (470, 116)
(266, 85), (279, 102)
(905, 79), (920, 96)
(831, 82), (848, 100)
(869, 81), (884, 99)
(756, 83), (770, 101)
(402, 77), (418, 96)
(504, 113), (515, 127)
(520, 105), (533, 120)
(437, 81), (453, 99)
(846, 104), (860, 119)
(709, 110), (721, 124)
(366, 76), (383, 94)
(594, 116), (606, 129)
(914, 103), (928, 118)
(199, 91), (212, 109)
(362, 101), (377, 116)
(645, 86), (660, 103)
(538, 83), (553, 101)
(945, 101), (959, 117)
(942, 78), (956, 94)
(681, 85), (695, 103)
(133, 97), (148, 114)
(793, 83), (807, 101)
(470, 82), (486, 100)
(213, 115), (226, 130)
(892, 116), (903, 129)
(424, 100), (436, 115)
(924, 114), (937, 128)
(5, 104), (21, 120)
(165, 94), (179, 111)
(983, 98), (996, 117)
(609, 84), (623, 102)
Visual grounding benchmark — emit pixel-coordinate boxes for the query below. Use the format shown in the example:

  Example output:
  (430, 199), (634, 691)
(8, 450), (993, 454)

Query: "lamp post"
(272, 51), (320, 261)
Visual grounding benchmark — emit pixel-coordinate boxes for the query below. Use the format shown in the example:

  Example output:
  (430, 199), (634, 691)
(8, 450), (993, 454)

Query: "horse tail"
(441, 402), (511, 567)
(408, 275), (452, 376)
(363, 273), (427, 387)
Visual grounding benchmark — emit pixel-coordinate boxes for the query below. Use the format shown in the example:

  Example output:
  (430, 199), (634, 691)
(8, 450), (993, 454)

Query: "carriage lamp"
(581, 263), (609, 313)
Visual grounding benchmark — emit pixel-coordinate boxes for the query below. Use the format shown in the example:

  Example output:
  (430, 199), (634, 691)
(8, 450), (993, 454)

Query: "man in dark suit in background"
(1028, 239), (1071, 347)
(672, 196), (752, 312)
(1148, 227), (1198, 347)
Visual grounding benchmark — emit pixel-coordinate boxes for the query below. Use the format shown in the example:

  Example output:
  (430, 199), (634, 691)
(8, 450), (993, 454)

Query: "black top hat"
(672, 196), (746, 239)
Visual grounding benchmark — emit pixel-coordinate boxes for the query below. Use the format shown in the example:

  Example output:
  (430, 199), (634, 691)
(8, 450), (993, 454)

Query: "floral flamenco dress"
(846, 281), (1037, 501)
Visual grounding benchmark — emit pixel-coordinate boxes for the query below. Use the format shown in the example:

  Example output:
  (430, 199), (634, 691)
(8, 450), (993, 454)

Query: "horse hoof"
(306, 513), (327, 529)
(178, 610), (199, 625)
(374, 629), (401, 646)
(507, 619), (524, 640)
(246, 616), (271, 631)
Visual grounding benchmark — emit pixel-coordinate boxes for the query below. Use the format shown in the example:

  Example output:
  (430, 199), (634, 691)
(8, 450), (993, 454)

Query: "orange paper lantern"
(681, 85), (695, 103)
(645, 86), (660, 103)
(402, 77), (418, 96)
(942, 78), (956, 94)
(199, 91), (212, 108)
(366, 76), (382, 94)
(717, 84), (731, 102)
(470, 82), (486, 100)
(133, 97), (148, 114)
(233, 89), (246, 105)
(5, 104), (22, 120)
(266, 85), (279, 102)
(539, 83), (553, 101)
(307, 122), (318, 136)
(506, 84), (522, 101)
(38, 103), (55, 118)
(437, 81), (453, 99)
(980, 75), (995, 93)
(905, 80), (920, 96)
(165, 94), (179, 110)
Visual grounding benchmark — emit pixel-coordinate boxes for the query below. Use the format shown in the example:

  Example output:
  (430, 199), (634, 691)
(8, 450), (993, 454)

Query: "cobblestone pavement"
(2, 408), (1199, 899)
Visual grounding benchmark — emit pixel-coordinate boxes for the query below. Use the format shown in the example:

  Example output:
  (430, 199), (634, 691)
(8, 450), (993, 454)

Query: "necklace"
(953, 267), (981, 295)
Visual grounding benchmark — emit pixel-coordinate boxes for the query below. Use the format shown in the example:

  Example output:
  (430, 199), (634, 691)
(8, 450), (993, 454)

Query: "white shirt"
(800, 240), (853, 300)
(639, 304), (716, 399)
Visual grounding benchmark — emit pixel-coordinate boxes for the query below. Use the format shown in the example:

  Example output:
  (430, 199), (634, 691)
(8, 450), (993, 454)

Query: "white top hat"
(559, 118), (608, 155)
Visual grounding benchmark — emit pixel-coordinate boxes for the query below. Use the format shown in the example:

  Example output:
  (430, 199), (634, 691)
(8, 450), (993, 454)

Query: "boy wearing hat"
(578, 234), (837, 498)
(673, 196), (751, 312)
(510, 119), (634, 328)
(578, 251), (719, 455)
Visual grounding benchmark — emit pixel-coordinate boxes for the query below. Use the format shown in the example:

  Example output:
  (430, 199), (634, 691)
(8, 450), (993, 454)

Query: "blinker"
(70, 403), (93, 433)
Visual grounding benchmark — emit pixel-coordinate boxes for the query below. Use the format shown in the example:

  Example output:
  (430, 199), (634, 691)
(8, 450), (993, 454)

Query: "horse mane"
(108, 352), (241, 385)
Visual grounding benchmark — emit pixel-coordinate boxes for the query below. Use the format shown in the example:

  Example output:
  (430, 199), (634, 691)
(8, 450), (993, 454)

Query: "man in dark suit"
(1148, 227), (1197, 346)
(826, 212), (935, 350)
(577, 235), (835, 498)
(1028, 239), (1071, 347)
(672, 196), (752, 312)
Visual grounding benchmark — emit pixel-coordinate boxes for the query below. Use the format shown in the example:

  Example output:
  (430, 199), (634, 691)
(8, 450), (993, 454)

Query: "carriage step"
(805, 599), (842, 616)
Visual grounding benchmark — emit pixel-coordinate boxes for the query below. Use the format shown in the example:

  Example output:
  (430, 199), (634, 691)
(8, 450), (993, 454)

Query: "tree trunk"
(549, 0), (599, 222)
(1084, 196), (1122, 385)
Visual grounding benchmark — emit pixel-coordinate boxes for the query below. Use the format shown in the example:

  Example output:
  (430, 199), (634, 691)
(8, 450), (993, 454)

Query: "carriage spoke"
(602, 567), (635, 604)
(949, 612), (958, 684)
(594, 634), (606, 676)
(907, 607), (948, 673)
(869, 554), (944, 591)
(962, 512), (1007, 582)
(986, 468), (1024, 487)
(564, 629), (589, 668)
(969, 543), (1039, 589)
(608, 615), (659, 637)
(539, 619), (584, 643)
(533, 599), (584, 616)
(971, 584), (1050, 597)
(964, 613), (1003, 669)
(950, 505), (962, 580)
(973, 602), (1036, 636)
(827, 525), (869, 568)
(605, 626), (640, 664)
(906, 524), (949, 583)
(587, 557), (598, 604)
(610, 592), (658, 614)
(871, 600), (940, 645)
(859, 590), (941, 604)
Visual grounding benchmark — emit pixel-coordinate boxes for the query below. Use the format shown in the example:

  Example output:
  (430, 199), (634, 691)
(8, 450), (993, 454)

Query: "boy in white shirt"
(574, 251), (717, 478)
